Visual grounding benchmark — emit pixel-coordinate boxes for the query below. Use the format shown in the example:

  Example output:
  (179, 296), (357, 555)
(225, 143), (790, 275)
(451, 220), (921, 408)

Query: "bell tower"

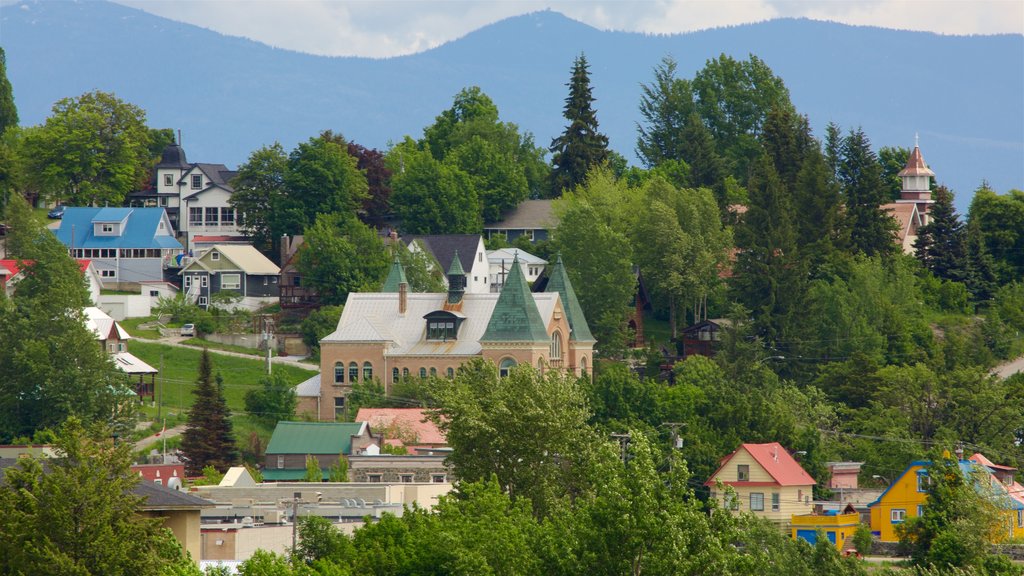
(896, 134), (936, 222)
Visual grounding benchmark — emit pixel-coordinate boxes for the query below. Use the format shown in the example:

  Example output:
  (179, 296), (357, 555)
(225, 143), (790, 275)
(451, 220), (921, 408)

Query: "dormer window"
(424, 310), (464, 342)
(101, 224), (114, 233)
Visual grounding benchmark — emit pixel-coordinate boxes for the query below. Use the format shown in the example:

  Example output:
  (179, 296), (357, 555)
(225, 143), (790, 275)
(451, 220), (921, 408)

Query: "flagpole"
(161, 418), (166, 463)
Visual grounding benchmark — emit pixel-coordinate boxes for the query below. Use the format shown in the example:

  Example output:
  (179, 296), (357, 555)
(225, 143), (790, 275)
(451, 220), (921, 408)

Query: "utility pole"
(610, 432), (631, 465)
(157, 354), (163, 420)
(291, 491), (301, 559)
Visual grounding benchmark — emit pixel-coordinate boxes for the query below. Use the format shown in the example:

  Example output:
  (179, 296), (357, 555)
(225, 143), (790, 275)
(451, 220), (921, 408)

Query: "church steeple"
(381, 255), (407, 293)
(898, 137), (935, 203)
(446, 250), (466, 305)
(544, 253), (594, 342)
(481, 254), (548, 343)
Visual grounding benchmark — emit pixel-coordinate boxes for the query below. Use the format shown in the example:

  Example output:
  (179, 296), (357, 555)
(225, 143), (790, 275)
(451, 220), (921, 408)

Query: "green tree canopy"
(230, 142), (291, 254)
(0, 47), (17, 136)
(636, 56), (694, 168)
(22, 90), (153, 206)
(968, 183), (1024, 285)
(0, 418), (193, 575)
(387, 138), (481, 234)
(297, 212), (389, 306)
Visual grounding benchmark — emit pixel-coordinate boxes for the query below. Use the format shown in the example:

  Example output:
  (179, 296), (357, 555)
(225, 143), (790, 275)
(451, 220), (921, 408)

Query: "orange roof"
(898, 146), (935, 178)
(706, 442), (815, 487)
(969, 453), (1024, 507)
(353, 408), (446, 446)
(882, 202), (920, 244)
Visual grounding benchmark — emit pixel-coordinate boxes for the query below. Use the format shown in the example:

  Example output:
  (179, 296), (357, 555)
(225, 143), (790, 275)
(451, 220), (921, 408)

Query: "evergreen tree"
(838, 128), (897, 257)
(760, 105), (814, 193)
(180, 349), (238, 476)
(550, 53), (609, 195)
(636, 56), (693, 167)
(0, 47), (17, 136)
(914, 186), (967, 282)
(791, 147), (846, 275)
(731, 154), (803, 344)
(823, 122), (842, 180)
(679, 111), (727, 209)
(964, 218), (998, 303)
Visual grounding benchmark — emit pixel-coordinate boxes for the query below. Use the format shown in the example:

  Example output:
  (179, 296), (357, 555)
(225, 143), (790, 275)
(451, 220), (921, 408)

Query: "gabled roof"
(84, 307), (131, 341)
(265, 421), (368, 456)
(705, 442), (816, 487)
(898, 146), (935, 177)
(113, 352), (158, 374)
(882, 202), (922, 246)
(54, 208), (183, 251)
(322, 291), (561, 356)
(294, 374), (321, 397)
(181, 182), (233, 201)
(483, 199), (556, 231)
(181, 245), (280, 275)
(92, 207), (133, 223)
(543, 254), (594, 343)
(868, 458), (1024, 510)
(487, 248), (547, 266)
(381, 256), (407, 292)
(481, 255), (549, 343)
(178, 163), (236, 189)
(354, 408), (446, 446)
(403, 235), (481, 274)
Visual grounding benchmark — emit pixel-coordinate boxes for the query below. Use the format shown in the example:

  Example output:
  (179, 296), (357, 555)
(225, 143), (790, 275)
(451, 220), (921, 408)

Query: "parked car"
(0, 223), (9, 236)
(47, 205), (66, 219)
(180, 323), (195, 337)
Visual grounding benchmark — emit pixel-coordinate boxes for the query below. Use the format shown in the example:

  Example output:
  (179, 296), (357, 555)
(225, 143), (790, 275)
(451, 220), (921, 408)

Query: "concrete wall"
(141, 509), (202, 562)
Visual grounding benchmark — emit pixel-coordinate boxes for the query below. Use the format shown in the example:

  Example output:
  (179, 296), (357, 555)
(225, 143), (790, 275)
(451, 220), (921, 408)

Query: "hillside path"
(134, 424), (187, 452)
(133, 337), (317, 371)
(994, 355), (1024, 380)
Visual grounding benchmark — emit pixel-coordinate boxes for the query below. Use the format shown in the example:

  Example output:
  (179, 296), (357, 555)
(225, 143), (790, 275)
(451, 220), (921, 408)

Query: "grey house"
(179, 244), (280, 310)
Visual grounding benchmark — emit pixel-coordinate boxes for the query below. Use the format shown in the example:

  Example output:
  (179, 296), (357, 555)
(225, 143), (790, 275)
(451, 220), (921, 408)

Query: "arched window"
(537, 358), (545, 372)
(349, 362), (358, 382)
(430, 367), (437, 377)
(392, 368), (400, 384)
(403, 368), (410, 379)
(419, 367), (427, 379)
(363, 362), (373, 381)
(446, 367), (454, 379)
(499, 358), (516, 378)
(550, 331), (562, 361)
(580, 356), (588, 376)
(334, 362), (345, 384)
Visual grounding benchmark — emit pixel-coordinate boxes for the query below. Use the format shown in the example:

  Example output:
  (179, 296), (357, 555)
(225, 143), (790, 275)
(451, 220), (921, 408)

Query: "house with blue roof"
(55, 207), (184, 287)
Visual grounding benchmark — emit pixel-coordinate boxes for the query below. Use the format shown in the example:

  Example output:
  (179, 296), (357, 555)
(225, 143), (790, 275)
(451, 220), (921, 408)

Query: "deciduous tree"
(297, 212), (389, 306)
(0, 47), (17, 136)
(22, 90), (152, 206)
(388, 138), (481, 234)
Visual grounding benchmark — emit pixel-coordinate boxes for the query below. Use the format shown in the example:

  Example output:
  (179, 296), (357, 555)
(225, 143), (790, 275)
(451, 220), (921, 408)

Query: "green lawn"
(120, 316), (164, 339)
(130, 341), (316, 415)
(180, 337), (264, 357)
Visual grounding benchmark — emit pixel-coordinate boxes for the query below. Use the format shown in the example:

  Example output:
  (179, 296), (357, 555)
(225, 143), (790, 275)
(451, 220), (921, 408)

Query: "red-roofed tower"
(896, 135), (936, 222)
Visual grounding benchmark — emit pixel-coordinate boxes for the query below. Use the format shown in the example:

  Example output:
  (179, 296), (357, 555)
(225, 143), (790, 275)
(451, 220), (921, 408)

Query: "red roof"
(0, 259), (91, 276)
(353, 408), (446, 446)
(705, 442), (816, 487)
(192, 235), (248, 242)
(897, 146), (935, 177)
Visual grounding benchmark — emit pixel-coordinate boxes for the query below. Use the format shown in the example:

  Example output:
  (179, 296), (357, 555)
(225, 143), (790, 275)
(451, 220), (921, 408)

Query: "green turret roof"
(447, 250), (465, 276)
(481, 255), (549, 343)
(381, 255), (407, 292)
(545, 254), (595, 342)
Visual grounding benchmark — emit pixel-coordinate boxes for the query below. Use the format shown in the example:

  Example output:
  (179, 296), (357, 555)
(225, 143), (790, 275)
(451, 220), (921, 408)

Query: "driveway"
(995, 355), (1024, 380)
(134, 424), (187, 452)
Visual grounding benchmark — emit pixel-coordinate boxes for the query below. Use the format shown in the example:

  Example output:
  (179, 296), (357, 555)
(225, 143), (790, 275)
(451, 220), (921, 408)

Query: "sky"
(114, 0), (1024, 58)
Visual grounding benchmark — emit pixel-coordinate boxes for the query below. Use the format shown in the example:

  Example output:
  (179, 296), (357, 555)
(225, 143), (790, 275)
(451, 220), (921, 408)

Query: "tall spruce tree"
(550, 53), (609, 195)
(839, 128), (897, 257)
(180, 349), (239, 475)
(914, 186), (967, 282)
(792, 147), (846, 276)
(964, 218), (998, 302)
(0, 47), (16, 136)
(731, 154), (803, 344)
(636, 56), (693, 168)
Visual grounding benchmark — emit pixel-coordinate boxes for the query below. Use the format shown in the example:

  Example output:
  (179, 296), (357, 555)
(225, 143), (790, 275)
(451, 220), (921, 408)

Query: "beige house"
(705, 442), (816, 527)
(316, 254), (595, 421)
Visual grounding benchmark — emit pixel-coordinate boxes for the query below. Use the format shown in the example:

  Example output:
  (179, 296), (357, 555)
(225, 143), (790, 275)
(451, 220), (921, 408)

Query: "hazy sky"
(115, 0), (1024, 58)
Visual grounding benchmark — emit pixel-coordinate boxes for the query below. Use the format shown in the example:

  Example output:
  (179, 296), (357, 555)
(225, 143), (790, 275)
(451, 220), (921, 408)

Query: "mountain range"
(3, 0), (1022, 212)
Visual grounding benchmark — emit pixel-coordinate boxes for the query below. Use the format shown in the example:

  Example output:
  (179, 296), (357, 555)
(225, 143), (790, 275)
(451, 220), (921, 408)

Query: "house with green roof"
(315, 254), (595, 421)
(262, 421), (381, 481)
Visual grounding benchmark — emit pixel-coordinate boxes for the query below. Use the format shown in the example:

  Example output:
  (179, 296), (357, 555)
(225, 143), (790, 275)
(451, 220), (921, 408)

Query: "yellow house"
(791, 507), (861, 550)
(869, 454), (1024, 543)
(706, 442), (816, 528)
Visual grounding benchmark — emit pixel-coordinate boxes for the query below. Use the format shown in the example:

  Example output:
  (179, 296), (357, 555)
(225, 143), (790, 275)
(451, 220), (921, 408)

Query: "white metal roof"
(322, 292), (560, 356)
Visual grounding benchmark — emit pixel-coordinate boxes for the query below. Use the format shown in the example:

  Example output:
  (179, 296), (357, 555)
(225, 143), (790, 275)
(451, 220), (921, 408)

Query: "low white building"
(487, 247), (547, 292)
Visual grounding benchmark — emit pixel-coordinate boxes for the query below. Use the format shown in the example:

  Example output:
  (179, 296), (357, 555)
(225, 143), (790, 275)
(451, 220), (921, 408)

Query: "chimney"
(399, 282), (408, 315)
(280, 234), (290, 266)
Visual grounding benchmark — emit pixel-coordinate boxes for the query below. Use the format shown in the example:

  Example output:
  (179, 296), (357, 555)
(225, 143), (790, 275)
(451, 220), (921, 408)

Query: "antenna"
(915, 132), (919, 148)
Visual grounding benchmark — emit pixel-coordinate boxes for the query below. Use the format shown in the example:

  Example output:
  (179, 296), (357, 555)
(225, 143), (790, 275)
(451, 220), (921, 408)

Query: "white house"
(487, 247), (547, 292)
(403, 234), (490, 294)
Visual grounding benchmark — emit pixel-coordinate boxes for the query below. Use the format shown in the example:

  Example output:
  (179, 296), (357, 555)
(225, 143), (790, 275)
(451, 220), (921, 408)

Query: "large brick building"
(315, 253), (595, 421)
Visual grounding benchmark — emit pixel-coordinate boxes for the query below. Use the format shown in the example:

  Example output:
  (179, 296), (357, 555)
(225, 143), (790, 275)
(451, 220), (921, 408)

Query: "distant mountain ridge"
(3, 1), (1022, 212)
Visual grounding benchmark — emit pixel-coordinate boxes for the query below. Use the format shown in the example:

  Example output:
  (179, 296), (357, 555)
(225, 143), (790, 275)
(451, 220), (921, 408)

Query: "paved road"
(995, 355), (1024, 379)
(134, 424), (187, 452)
(134, 336), (317, 371)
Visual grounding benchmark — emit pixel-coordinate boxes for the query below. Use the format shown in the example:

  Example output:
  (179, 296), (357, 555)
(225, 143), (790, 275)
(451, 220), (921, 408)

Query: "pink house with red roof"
(705, 442), (816, 526)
